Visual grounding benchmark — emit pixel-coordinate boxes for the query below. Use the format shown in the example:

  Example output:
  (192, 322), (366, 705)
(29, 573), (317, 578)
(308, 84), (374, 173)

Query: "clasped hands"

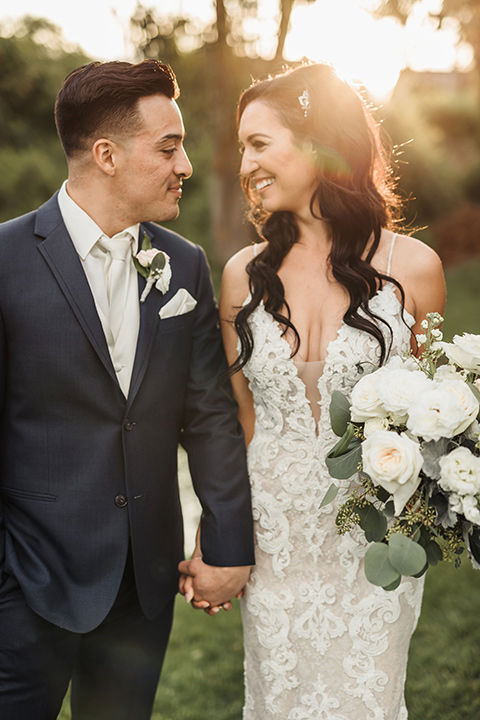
(178, 556), (251, 616)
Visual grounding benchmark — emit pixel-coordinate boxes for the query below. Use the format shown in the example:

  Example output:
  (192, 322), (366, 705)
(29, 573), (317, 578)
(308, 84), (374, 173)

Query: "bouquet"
(323, 313), (480, 590)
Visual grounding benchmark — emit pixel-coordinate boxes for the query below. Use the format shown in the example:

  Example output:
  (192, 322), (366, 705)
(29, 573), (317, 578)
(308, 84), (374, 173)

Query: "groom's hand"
(178, 557), (251, 614)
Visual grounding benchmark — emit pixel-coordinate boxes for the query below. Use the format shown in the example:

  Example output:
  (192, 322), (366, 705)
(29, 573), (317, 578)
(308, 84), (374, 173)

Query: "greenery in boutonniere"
(133, 232), (172, 303)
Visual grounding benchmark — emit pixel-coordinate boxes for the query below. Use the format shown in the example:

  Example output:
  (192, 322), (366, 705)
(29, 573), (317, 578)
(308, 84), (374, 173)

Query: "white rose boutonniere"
(362, 430), (423, 515)
(133, 233), (172, 303)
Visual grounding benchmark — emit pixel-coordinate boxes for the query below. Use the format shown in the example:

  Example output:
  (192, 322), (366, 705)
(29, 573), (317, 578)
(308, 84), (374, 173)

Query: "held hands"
(178, 556), (251, 616)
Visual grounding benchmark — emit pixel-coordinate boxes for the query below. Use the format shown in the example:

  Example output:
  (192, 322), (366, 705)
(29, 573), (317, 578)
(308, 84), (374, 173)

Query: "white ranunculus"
(364, 417), (390, 437)
(436, 379), (479, 435)
(375, 368), (431, 418)
(362, 430), (424, 515)
(406, 386), (477, 442)
(438, 446), (480, 496)
(350, 368), (389, 422)
(441, 333), (480, 373)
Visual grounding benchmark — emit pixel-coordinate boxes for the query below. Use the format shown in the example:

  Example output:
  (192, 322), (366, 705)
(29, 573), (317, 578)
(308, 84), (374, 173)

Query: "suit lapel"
(37, 220), (118, 386)
(128, 226), (172, 406)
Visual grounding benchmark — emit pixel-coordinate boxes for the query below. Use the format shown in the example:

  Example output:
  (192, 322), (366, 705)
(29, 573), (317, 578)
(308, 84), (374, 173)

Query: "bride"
(219, 63), (446, 719)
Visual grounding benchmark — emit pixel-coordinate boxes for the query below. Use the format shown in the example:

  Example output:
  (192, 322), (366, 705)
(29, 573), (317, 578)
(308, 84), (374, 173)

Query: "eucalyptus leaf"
(468, 526), (480, 566)
(365, 512), (387, 543)
(412, 561), (429, 578)
(151, 252), (166, 272)
(383, 576), (402, 591)
(319, 483), (339, 509)
(325, 443), (362, 480)
(132, 256), (148, 278)
(376, 487), (390, 503)
(388, 533), (427, 577)
(331, 423), (355, 458)
(364, 543), (401, 588)
(356, 504), (382, 533)
(329, 391), (351, 437)
(425, 540), (443, 566)
(141, 232), (153, 251)
(383, 500), (395, 519)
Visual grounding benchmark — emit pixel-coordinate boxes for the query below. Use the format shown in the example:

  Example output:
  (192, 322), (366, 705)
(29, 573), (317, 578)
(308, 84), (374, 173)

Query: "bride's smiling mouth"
(255, 177), (275, 193)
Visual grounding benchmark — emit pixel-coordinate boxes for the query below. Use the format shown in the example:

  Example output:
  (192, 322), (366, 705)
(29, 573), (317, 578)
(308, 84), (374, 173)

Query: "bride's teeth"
(256, 178), (274, 191)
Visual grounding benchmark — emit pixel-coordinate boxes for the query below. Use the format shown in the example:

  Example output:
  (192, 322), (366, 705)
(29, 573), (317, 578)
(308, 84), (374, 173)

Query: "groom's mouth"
(168, 184), (183, 198)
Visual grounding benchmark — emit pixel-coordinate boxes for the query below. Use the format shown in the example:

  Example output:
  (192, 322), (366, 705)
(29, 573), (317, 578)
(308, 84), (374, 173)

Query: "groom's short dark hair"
(55, 59), (179, 158)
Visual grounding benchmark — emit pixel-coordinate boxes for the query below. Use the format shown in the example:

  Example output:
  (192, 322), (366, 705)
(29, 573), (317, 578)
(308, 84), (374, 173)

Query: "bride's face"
(238, 99), (318, 219)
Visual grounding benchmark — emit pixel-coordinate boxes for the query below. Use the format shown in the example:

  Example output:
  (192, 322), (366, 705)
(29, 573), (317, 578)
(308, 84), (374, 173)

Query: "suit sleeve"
(180, 246), (255, 567)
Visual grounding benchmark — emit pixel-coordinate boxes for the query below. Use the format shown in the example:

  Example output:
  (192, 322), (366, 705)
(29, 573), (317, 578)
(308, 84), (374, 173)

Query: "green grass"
(443, 258), (480, 339)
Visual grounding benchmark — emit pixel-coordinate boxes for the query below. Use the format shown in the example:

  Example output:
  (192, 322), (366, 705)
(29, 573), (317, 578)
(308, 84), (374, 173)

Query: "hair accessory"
(298, 89), (310, 118)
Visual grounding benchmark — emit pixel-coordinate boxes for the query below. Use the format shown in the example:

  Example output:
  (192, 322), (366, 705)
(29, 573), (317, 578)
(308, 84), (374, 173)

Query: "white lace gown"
(240, 282), (424, 720)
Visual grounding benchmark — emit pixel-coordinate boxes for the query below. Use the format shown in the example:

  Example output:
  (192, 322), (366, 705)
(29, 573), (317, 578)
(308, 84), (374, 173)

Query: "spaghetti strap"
(387, 233), (397, 275)
(253, 243), (259, 257)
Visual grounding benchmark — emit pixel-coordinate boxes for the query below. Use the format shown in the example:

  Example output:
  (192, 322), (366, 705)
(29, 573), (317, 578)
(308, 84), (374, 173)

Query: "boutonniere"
(133, 233), (172, 303)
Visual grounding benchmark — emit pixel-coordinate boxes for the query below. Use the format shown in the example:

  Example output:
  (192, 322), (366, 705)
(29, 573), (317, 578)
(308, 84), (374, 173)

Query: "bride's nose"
(240, 149), (259, 177)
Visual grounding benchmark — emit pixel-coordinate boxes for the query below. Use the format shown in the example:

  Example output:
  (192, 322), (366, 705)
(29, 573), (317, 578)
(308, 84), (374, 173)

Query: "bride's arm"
(390, 234), (446, 353)
(219, 248), (256, 446)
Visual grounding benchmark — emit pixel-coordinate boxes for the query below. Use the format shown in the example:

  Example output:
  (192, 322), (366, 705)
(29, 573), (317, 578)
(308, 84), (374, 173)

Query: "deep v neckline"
(249, 283), (414, 436)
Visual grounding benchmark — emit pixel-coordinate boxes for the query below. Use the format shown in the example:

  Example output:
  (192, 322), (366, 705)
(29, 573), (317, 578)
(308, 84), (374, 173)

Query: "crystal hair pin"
(298, 89), (310, 118)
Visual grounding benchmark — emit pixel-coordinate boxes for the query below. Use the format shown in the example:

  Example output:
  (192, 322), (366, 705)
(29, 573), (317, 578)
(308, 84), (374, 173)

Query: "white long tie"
(97, 233), (133, 342)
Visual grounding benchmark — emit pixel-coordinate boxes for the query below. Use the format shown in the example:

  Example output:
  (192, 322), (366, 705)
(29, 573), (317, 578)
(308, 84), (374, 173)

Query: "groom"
(0, 60), (254, 719)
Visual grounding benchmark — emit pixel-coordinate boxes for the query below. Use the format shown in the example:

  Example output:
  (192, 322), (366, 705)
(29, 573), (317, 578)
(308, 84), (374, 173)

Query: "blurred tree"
(0, 17), (89, 221)
(130, 1), (316, 266)
(372, 1), (480, 92)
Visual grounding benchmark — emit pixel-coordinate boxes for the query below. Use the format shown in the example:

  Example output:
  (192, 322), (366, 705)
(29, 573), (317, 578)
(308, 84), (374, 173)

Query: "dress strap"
(386, 233), (397, 275)
(253, 243), (259, 257)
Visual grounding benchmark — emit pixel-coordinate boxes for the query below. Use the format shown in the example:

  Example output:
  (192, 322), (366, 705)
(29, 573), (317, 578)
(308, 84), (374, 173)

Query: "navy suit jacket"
(0, 193), (254, 633)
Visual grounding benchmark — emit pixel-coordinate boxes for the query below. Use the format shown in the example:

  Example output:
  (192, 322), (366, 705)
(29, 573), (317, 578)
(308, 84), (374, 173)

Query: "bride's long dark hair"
(231, 62), (406, 374)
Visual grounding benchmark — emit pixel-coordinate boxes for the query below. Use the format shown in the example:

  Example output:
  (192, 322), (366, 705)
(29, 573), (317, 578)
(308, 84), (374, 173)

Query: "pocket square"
(159, 288), (197, 319)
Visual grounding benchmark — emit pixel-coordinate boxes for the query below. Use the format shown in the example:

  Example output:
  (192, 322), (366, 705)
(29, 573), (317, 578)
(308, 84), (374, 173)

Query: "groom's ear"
(91, 138), (118, 177)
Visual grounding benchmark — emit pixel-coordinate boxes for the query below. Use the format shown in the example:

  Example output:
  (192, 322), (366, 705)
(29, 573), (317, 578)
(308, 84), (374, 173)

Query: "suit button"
(124, 419), (135, 431)
(114, 494), (128, 508)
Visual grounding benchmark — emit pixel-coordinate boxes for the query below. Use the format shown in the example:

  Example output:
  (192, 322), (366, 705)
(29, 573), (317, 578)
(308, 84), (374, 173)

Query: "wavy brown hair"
(232, 62), (406, 374)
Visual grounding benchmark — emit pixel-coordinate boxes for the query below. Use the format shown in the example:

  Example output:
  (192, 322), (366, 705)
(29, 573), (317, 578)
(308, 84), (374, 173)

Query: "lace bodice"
(239, 282), (424, 720)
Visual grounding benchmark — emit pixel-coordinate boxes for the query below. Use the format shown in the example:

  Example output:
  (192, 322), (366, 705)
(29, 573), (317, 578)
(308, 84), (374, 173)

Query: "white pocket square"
(159, 288), (197, 319)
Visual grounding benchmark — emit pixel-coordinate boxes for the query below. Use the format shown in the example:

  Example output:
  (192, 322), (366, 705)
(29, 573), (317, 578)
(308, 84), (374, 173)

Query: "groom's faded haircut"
(55, 59), (180, 158)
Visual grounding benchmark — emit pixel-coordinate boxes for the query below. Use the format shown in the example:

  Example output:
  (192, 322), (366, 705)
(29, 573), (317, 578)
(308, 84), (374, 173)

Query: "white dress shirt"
(57, 181), (140, 396)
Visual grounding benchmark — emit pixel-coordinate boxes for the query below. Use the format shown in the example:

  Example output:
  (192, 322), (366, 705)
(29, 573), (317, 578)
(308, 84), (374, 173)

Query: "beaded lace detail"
(240, 282), (424, 720)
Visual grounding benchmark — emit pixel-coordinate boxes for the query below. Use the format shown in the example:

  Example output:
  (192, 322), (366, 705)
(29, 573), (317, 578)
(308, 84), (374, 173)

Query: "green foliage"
(0, 18), (89, 222)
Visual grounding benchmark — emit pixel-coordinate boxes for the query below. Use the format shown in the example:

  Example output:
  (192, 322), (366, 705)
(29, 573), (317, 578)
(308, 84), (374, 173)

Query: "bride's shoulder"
(388, 230), (443, 279)
(221, 242), (266, 302)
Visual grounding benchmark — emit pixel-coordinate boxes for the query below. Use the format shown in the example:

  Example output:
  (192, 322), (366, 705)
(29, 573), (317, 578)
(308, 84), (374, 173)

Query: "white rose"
(350, 369), (389, 422)
(439, 446), (480, 496)
(362, 430), (423, 515)
(465, 420), (480, 443)
(435, 379), (479, 435)
(460, 494), (480, 524)
(136, 248), (161, 267)
(364, 417), (390, 437)
(375, 368), (431, 418)
(434, 364), (462, 382)
(441, 334), (480, 373)
(407, 386), (477, 442)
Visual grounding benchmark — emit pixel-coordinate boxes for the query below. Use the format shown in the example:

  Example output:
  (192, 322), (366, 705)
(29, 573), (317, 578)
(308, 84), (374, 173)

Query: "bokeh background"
(1, 2), (479, 718)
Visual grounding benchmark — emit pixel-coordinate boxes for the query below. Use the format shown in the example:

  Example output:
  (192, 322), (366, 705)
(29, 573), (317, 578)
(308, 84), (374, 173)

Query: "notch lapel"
(127, 227), (174, 406)
(38, 225), (118, 385)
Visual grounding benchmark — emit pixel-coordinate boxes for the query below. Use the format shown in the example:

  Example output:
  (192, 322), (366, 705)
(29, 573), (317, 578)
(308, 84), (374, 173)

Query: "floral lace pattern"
(240, 283), (424, 719)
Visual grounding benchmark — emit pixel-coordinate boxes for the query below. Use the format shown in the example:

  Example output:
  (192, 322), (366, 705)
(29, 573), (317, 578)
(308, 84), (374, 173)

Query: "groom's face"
(113, 94), (193, 225)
